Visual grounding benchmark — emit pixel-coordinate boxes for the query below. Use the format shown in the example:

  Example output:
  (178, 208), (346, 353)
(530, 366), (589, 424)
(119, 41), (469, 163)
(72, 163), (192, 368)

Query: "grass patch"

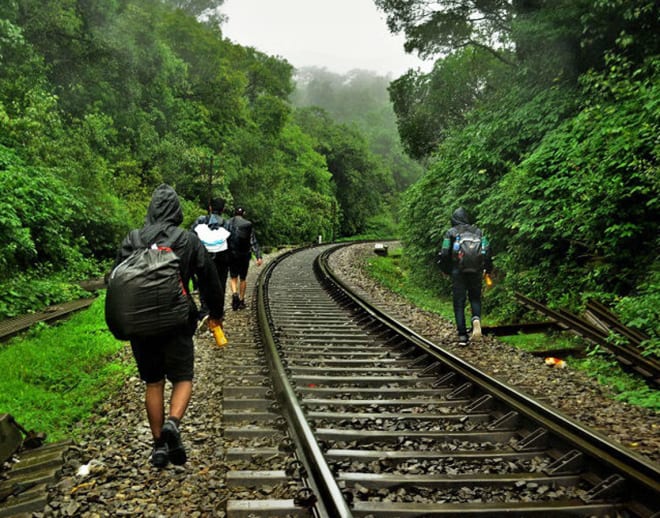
(0, 293), (134, 442)
(498, 331), (584, 353)
(366, 247), (454, 321)
(363, 245), (659, 411)
(571, 347), (660, 410)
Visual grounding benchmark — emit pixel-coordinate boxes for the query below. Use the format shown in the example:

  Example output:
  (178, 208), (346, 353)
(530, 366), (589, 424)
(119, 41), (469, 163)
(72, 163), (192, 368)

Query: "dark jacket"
(115, 184), (224, 322)
(439, 207), (492, 274)
(226, 215), (262, 259)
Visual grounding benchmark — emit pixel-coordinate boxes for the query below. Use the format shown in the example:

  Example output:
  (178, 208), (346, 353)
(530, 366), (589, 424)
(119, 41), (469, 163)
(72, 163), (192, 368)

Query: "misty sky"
(219, 0), (431, 77)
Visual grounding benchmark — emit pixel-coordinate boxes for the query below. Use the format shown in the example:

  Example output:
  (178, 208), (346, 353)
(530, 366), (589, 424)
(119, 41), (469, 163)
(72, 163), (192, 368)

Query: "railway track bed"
(258, 245), (658, 515)
(3, 244), (658, 516)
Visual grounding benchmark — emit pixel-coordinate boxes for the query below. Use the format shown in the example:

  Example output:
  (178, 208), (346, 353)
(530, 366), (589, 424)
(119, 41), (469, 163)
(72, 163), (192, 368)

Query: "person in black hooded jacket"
(113, 184), (224, 468)
(438, 207), (492, 346)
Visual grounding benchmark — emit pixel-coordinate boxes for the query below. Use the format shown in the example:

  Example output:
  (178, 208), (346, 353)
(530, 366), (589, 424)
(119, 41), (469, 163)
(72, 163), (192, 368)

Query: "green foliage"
(573, 346), (659, 410)
(294, 107), (391, 236)
(1, 0), (400, 305)
(0, 148), (86, 270)
(481, 54), (659, 313)
(615, 267), (660, 355)
(389, 48), (509, 160)
(374, 0), (515, 61)
(0, 296), (133, 441)
(291, 67), (423, 216)
(367, 247), (454, 320)
(398, 2), (658, 326)
(361, 212), (399, 240)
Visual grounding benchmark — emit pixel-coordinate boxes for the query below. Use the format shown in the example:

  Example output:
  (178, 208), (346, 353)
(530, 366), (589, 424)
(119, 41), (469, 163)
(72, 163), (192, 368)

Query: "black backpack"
(453, 229), (484, 273)
(228, 217), (252, 254)
(105, 229), (190, 340)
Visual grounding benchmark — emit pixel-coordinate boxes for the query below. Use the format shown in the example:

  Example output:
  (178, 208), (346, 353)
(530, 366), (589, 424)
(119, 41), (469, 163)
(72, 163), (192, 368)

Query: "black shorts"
(229, 253), (250, 280)
(130, 332), (194, 383)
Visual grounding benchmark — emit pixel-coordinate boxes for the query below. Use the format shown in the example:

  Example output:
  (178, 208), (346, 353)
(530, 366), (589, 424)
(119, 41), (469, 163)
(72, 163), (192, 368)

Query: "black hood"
(146, 184), (183, 226)
(451, 207), (470, 226)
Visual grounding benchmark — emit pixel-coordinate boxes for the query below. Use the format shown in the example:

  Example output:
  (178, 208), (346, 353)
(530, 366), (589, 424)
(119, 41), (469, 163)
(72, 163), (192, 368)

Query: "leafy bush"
(0, 296), (133, 441)
(615, 267), (660, 355)
(0, 270), (91, 320)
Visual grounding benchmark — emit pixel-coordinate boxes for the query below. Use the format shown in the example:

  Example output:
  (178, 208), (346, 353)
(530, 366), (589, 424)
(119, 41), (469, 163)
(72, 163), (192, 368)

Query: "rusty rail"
(515, 293), (659, 387)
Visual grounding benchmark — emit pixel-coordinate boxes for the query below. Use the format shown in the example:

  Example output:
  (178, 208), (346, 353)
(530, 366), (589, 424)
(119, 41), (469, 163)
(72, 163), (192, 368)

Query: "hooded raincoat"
(115, 184), (224, 329)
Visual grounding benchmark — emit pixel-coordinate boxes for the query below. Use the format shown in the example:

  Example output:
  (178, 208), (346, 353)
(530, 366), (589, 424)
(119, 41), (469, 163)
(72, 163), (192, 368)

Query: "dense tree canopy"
(0, 0), (407, 319)
(291, 67), (424, 220)
(384, 0), (659, 338)
(1, 0), (658, 345)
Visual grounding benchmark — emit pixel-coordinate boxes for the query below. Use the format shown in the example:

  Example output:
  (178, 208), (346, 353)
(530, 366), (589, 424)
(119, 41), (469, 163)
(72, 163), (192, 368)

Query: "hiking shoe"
(231, 293), (240, 311)
(161, 419), (187, 465)
(150, 443), (169, 468)
(458, 335), (469, 347)
(471, 318), (482, 339)
(238, 299), (246, 310)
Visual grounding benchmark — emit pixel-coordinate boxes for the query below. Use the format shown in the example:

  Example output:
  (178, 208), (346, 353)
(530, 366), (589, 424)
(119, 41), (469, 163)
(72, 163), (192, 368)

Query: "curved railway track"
(255, 244), (659, 517)
(1, 244), (658, 516)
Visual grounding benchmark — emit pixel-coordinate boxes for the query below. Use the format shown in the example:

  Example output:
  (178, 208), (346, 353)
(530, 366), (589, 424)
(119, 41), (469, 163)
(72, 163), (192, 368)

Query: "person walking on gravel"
(438, 207), (492, 346)
(192, 197), (231, 325)
(111, 184), (224, 468)
(227, 207), (263, 310)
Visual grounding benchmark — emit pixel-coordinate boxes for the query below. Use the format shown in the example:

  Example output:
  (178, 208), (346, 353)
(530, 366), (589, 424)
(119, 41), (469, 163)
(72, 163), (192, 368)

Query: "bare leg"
(169, 380), (192, 421)
(230, 276), (238, 295)
(239, 279), (247, 300)
(145, 380), (166, 439)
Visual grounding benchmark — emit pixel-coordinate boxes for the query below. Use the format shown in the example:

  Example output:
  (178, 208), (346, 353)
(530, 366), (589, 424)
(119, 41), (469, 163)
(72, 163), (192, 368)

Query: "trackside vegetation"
(377, 0), (658, 352)
(0, 297), (134, 441)
(0, 0), (658, 431)
(0, 0), (414, 320)
(366, 247), (659, 411)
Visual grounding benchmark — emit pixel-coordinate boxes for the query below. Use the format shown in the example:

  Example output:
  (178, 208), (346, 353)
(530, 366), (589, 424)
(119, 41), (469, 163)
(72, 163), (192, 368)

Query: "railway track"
(254, 244), (659, 516)
(2, 245), (658, 516)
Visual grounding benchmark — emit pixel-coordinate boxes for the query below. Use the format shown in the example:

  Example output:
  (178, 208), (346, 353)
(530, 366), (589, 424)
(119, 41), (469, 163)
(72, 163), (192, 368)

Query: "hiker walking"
(109, 184), (224, 468)
(227, 207), (262, 310)
(192, 197), (231, 324)
(438, 207), (492, 346)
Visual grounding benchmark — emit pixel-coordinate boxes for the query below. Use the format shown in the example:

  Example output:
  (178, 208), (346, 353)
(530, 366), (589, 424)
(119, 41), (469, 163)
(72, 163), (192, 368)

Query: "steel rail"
(586, 299), (651, 346)
(515, 292), (660, 385)
(256, 245), (353, 518)
(315, 244), (660, 515)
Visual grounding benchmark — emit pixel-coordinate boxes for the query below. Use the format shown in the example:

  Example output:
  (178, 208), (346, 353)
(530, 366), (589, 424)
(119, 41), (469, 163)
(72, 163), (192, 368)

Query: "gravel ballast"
(328, 242), (659, 465)
(31, 243), (659, 517)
